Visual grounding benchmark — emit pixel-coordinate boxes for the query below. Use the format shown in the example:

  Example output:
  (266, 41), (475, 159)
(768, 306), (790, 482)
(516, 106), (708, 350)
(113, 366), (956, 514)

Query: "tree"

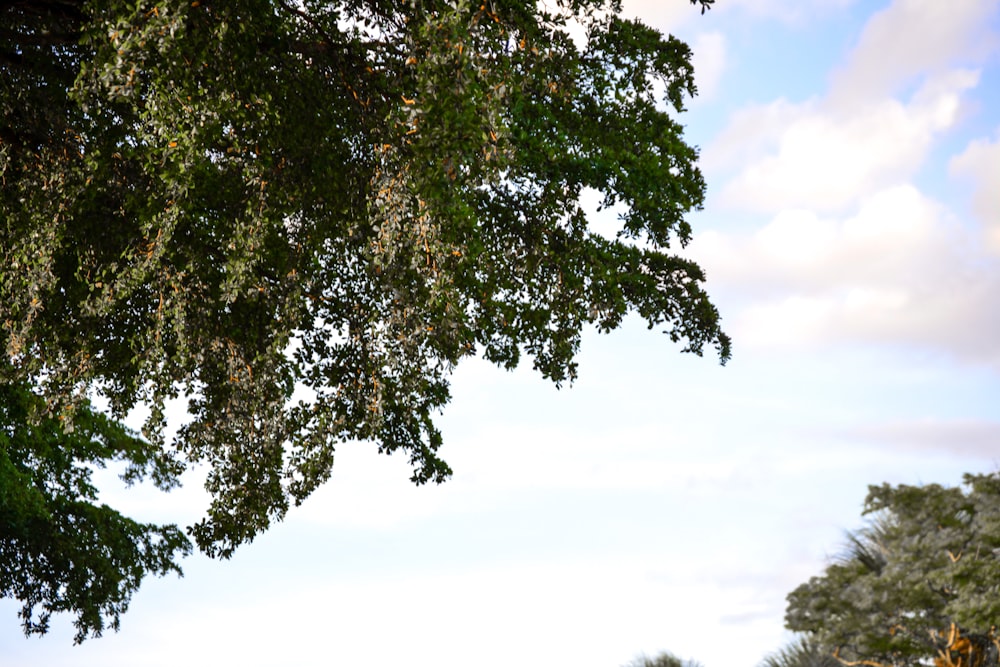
(1, 0), (727, 639)
(0, 382), (191, 643)
(758, 637), (841, 667)
(784, 473), (1000, 667)
(624, 651), (704, 667)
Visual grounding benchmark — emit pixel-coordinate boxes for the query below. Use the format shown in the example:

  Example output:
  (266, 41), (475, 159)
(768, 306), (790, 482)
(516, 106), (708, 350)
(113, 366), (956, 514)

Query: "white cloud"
(705, 0), (999, 214)
(845, 418), (1000, 459)
(690, 185), (1000, 363)
(829, 0), (1000, 104)
(291, 420), (740, 529)
(622, 0), (698, 33)
(950, 127), (1000, 254)
(701, 97), (808, 173)
(138, 556), (788, 667)
(693, 0), (1000, 366)
(711, 70), (979, 213)
(696, 186), (944, 290)
(690, 31), (727, 102)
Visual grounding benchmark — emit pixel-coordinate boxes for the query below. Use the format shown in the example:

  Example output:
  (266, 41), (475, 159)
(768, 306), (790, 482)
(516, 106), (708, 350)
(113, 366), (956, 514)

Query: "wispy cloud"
(710, 70), (979, 213)
(950, 127), (1000, 253)
(843, 418), (1000, 459)
(691, 184), (1000, 363)
(829, 0), (999, 103)
(691, 31), (728, 103)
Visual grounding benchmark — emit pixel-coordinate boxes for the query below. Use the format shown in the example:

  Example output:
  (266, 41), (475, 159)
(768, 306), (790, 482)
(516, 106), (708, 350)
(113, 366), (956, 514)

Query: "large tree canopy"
(785, 473), (1000, 667)
(1, 0), (726, 639)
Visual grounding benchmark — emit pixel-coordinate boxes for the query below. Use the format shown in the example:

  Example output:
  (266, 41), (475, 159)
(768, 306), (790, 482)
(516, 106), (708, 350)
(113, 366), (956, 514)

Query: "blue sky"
(3, 1), (1000, 666)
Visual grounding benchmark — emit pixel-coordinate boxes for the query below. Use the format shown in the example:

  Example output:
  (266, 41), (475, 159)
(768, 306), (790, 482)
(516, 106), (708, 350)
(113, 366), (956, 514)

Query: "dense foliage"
(784, 473), (1000, 667)
(758, 637), (841, 667)
(2, 0), (725, 639)
(625, 651), (704, 667)
(0, 382), (190, 643)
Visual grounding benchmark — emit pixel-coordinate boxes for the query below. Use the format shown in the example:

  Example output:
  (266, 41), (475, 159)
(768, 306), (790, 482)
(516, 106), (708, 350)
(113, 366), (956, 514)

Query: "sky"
(3, 1), (1000, 666)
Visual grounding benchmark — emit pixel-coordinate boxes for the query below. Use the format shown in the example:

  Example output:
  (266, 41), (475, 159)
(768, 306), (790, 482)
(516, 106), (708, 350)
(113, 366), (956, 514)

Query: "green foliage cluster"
(625, 651), (704, 667)
(1, 0), (726, 640)
(0, 382), (190, 643)
(784, 473), (1000, 667)
(758, 637), (842, 667)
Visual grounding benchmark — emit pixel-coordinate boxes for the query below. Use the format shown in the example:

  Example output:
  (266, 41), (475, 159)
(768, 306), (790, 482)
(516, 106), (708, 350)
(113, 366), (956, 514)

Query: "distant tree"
(1, 0), (727, 641)
(784, 473), (1000, 667)
(758, 637), (841, 667)
(625, 651), (704, 667)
